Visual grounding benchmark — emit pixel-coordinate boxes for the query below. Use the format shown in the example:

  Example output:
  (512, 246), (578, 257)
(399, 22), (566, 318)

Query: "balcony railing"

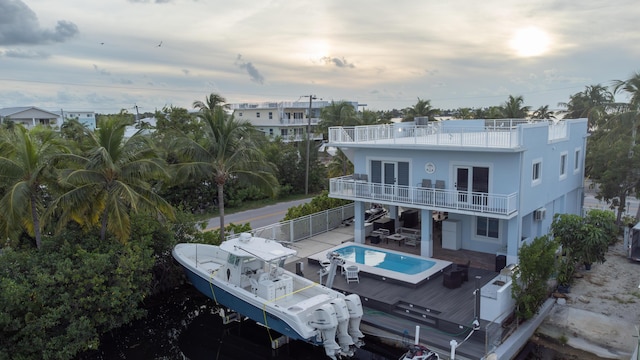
(329, 176), (518, 217)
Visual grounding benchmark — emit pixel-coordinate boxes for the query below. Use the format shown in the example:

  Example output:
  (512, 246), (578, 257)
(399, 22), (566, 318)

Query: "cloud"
(127, 0), (173, 3)
(320, 56), (355, 68)
(0, 0), (79, 45)
(234, 54), (265, 84)
(2, 48), (50, 59)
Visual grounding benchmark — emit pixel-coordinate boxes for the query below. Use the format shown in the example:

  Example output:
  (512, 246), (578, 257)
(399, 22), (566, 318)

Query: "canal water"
(76, 284), (405, 360)
(75, 284), (572, 360)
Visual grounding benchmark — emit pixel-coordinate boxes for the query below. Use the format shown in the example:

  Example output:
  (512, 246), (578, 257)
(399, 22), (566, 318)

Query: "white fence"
(246, 203), (355, 243)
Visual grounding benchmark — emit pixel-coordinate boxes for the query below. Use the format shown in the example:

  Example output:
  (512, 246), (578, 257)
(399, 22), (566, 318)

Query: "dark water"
(75, 284), (569, 360)
(77, 285), (405, 360)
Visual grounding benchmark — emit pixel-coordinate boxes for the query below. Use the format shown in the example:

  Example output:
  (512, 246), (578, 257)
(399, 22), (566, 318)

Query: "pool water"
(332, 245), (436, 275)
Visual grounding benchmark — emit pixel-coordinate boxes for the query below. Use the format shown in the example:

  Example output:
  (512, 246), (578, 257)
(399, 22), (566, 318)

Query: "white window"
(238, 112), (243, 117)
(256, 112), (260, 118)
(532, 159), (542, 186)
(268, 112), (273, 119)
(476, 217), (500, 240)
(560, 152), (568, 179)
(574, 148), (581, 173)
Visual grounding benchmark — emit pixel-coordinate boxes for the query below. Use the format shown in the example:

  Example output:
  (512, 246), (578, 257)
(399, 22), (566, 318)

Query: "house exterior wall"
(63, 111), (96, 130)
(328, 118), (588, 264)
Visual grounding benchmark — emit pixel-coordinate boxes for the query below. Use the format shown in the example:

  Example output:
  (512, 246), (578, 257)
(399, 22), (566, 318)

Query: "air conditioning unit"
(533, 208), (546, 221)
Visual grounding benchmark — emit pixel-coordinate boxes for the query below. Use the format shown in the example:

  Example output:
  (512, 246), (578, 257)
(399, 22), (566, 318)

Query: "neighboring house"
(229, 100), (359, 142)
(0, 106), (61, 128)
(327, 118), (588, 267)
(61, 110), (96, 130)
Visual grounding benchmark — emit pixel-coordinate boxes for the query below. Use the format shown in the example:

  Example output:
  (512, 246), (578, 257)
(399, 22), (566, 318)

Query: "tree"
(531, 105), (556, 119)
(326, 148), (353, 178)
(501, 95), (530, 118)
(0, 126), (67, 249)
(558, 84), (614, 129)
(403, 98), (440, 122)
(174, 94), (278, 241)
(511, 235), (558, 320)
(317, 100), (358, 138)
(50, 113), (174, 242)
(586, 73), (640, 220)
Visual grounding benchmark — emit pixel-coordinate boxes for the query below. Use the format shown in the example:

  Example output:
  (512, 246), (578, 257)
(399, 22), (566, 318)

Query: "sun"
(509, 27), (551, 57)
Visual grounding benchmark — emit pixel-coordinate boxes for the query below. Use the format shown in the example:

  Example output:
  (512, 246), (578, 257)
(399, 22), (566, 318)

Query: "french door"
(455, 166), (489, 207)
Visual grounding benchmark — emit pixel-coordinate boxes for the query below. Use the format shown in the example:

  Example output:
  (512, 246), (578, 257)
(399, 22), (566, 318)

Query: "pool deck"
(282, 225), (500, 360)
(308, 243), (452, 287)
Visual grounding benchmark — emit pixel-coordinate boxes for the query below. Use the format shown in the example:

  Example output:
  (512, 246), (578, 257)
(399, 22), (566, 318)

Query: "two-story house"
(327, 118), (588, 267)
(229, 100), (359, 142)
(61, 110), (97, 130)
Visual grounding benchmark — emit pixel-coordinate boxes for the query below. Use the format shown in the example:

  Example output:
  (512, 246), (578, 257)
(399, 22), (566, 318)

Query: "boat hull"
(180, 263), (321, 345)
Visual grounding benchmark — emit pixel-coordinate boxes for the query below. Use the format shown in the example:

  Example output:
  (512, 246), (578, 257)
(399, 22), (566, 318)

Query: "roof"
(0, 106), (61, 118)
(219, 233), (297, 262)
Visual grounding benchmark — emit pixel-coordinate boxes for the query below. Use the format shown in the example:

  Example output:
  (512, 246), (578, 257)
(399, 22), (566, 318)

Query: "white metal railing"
(248, 203), (354, 243)
(329, 119), (568, 148)
(329, 176), (517, 217)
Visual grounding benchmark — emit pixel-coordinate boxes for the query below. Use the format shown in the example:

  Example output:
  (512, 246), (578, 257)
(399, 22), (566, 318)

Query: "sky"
(0, 0), (639, 115)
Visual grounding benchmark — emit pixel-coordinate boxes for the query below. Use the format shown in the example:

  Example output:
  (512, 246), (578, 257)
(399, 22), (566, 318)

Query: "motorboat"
(364, 204), (387, 224)
(172, 233), (365, 360)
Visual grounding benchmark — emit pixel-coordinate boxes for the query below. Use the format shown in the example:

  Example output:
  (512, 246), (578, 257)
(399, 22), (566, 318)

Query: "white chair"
(345, 265), (360, 284)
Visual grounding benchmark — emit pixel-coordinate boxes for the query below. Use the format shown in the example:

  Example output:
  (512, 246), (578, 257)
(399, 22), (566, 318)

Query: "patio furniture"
(443, 268), (463, 289)
(345, 265), (360, 284)
(386, 233), (406, 246)
(454, 260), (470, 282)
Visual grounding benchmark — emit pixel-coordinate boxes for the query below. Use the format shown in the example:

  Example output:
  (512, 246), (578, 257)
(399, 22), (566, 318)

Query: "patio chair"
(454, 260), (470, 282)
(442, 268), (463, 289)
(345, 265), (360, 284)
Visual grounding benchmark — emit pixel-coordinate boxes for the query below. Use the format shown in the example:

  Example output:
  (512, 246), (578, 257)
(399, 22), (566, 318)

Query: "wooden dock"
(284, 235), (503, 359)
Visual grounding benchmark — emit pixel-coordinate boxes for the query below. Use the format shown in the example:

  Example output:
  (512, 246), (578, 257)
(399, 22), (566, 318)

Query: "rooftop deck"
(328, 119), (568, 149)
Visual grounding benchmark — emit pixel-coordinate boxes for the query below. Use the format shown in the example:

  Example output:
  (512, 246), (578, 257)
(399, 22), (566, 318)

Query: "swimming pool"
(332, 245), (436, 275)
(309, 242), (452, 286)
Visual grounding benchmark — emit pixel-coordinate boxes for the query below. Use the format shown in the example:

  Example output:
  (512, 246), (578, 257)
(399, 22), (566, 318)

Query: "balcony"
(329, 176), (518, 218)
(328, 119), (568, 149)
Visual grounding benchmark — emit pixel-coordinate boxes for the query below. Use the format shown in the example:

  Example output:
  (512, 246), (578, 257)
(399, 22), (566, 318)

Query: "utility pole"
(304, 95), (317, 195)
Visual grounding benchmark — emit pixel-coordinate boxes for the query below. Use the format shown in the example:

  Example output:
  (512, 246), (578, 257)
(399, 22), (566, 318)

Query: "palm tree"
(531, 105), (556, 119)
(0, 126), (68, 249)
(501, 95), (530, 118)
(50, 114), (174, 242)
(403, 98), (440, 122)
(317, 101), (358, 138)
(326, 149), (353, 178)
(558, 84), (614, 129)
(175, 96), (278, 241)
(193, 93), (229, 112)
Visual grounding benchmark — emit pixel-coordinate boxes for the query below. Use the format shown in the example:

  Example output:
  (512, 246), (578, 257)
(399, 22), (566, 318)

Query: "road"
(204, 197), (313, 231)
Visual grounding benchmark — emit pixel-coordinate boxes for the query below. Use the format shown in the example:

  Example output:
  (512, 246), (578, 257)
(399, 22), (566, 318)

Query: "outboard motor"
(330, 297), (354, 355)
(309, 304), (340, 360)
(344, 294), (365, 347)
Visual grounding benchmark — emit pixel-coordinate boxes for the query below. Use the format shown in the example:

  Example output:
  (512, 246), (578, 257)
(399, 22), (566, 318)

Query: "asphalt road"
(204, 197), (313, 231)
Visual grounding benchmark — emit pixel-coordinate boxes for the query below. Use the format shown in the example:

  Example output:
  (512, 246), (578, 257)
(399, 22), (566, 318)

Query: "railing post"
(289, 220), (294, 242)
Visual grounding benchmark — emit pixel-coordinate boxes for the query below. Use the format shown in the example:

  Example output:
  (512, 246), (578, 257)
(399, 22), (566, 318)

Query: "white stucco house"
(327, 118), (589, 267)
(229, 100), (360, 143)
